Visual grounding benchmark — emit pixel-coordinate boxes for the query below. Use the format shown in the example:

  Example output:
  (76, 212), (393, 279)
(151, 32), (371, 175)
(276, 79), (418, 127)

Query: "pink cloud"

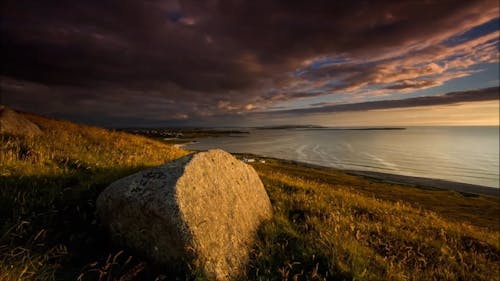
(274, 29), (499, 104)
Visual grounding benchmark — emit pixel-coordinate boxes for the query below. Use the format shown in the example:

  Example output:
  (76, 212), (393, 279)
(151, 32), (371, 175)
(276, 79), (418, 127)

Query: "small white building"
(242, 158), (255, 163)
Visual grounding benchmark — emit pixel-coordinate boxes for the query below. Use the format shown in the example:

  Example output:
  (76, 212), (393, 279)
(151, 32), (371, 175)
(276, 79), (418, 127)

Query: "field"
(1, 113), (499, 280)
(246, 159), (499, 280)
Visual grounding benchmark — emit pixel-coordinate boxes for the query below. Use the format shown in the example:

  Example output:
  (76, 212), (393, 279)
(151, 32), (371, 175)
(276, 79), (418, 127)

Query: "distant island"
(256, 124), (406, 130)
(255, 124), (327, 129)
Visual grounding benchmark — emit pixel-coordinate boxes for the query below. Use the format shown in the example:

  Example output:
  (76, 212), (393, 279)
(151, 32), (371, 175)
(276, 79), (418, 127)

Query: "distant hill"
(256, 124), (327, 129)
(255, 124), (406, 130)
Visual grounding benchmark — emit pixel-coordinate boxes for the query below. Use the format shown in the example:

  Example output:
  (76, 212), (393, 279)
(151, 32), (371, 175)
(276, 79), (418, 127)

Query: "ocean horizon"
(186, 126), (500, 188)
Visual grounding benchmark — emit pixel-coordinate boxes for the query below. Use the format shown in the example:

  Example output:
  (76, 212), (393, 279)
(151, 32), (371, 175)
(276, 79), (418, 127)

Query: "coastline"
(184, 126), (499, 192)
(346, 170), (499, 197)
(231, 153), (500, 197)
(145, 134), (498, 196)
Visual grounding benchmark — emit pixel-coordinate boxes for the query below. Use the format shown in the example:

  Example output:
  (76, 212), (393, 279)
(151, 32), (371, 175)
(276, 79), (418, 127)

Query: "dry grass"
(250, 159), (500, 231)
(1, 113), (499, 280)
(0, 113), (187, 280)
(246, 159), (500, 281)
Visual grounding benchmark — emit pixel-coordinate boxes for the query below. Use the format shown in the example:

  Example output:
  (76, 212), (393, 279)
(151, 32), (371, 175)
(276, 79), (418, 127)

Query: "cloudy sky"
(1, 0), (499, 127)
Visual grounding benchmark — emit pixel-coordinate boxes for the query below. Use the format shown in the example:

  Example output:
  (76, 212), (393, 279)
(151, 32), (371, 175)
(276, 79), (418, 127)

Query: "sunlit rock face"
(96, 149), (272, 280)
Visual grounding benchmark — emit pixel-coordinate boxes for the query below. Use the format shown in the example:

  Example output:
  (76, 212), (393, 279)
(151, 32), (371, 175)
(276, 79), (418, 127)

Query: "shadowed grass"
(1, 113), (187, 280)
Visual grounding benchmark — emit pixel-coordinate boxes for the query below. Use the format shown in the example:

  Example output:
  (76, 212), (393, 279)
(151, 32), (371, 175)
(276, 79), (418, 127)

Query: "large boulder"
(0, 105), (42, 136)
(96, 149), (272, 280)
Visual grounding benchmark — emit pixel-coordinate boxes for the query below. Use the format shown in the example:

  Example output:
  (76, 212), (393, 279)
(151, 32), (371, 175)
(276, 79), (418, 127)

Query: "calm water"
(186, 127), (500, 188)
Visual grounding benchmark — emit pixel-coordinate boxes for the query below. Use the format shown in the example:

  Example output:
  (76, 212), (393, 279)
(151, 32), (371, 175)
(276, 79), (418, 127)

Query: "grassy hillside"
(0, 113), (187, 280)
(246, 159), (499, 280)
(1, 113), (499, 280)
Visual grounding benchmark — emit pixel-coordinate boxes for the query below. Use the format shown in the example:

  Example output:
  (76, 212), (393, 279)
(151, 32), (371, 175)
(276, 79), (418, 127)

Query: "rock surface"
(96, 149), (272, 280)
(0, 105), (42, 136)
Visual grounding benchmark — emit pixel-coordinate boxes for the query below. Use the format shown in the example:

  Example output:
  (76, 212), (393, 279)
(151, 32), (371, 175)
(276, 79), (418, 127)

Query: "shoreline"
(346, 170), (499, 197)
(231, 153), (500, 197)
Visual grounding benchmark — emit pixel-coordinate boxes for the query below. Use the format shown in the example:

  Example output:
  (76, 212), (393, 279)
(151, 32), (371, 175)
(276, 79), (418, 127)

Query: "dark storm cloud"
(262, 87), (499, 116)
(0, 0), (498, 125)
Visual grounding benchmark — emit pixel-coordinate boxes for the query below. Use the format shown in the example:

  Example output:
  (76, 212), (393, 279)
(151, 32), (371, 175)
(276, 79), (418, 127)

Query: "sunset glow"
(1, 1), (499, 126)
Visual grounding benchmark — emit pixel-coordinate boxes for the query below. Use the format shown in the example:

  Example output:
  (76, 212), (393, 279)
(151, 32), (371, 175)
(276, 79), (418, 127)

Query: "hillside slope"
(247, 158), (499, 281)
(0, 110), (187, 280)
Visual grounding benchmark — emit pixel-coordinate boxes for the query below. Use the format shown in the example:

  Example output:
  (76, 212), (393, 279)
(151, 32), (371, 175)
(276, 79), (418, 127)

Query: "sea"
(186, 126), (500, 188)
